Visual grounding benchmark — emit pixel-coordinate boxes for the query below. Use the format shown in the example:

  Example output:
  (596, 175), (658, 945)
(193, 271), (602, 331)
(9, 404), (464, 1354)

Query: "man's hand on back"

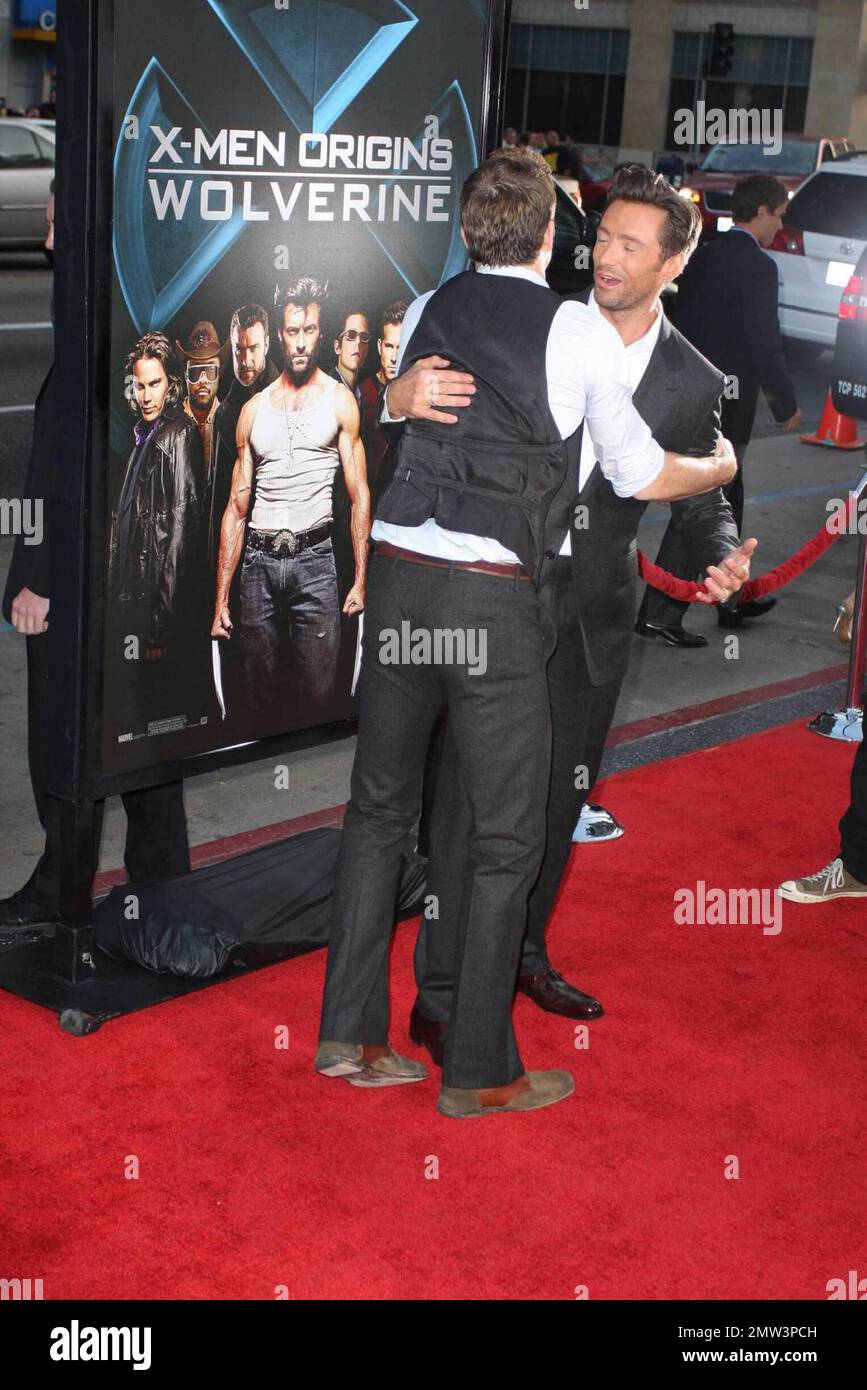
(385, 355), (475, 424)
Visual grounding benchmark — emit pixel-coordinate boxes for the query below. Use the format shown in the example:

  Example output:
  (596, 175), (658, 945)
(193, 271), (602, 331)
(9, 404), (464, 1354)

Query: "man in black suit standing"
(673, 172), (800, 630)
(389, 166), (755, 1055)
(1, 189), (191, 934)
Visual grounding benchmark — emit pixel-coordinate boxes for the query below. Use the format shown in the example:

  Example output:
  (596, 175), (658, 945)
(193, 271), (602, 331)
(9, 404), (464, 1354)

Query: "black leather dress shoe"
(718, 596), (777, 628)
(0, 890), (58, 933)
(409, 1003), (446, 1067)
(635, 618), (708, 649)
(516, 963), (604, 1019)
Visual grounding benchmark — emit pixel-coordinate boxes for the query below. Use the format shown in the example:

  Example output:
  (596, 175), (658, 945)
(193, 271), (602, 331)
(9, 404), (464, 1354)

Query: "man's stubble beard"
(284, 344), (320, 388)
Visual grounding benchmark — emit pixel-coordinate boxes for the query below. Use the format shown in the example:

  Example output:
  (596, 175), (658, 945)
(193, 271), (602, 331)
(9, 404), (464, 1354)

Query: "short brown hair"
(604, 164), (702, 263)
(379, 300), (407, 337)
(460, 147), (555, 267)
(732, 173), (789, 223)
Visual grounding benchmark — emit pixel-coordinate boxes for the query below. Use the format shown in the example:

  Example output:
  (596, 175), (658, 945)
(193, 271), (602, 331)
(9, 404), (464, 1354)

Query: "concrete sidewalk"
(0, 377), (862, 898)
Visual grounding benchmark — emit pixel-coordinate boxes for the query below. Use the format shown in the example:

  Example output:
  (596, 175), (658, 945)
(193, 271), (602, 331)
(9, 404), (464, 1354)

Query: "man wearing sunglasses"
(332, 309), (370, 410)
(176, 320), (229, 479)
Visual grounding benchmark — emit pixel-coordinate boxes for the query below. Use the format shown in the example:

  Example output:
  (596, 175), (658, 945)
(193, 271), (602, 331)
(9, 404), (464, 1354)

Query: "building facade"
(506, 0), (867, 161)
(0, 0), (56, 114)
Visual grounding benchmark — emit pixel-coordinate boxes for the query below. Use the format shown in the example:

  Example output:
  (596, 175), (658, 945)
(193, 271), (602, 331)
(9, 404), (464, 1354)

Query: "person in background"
(359, 301), (406, 503)
(176, 320), (228, 485)
(675, 172), (801, 629)
(0, 188), (191, 934)
(778, 737), (867, 903)
(554, 144), (584, 208)
(209, 304), (279, 570)
(543, 130), (561, 170)
(332, 307), (370, 411)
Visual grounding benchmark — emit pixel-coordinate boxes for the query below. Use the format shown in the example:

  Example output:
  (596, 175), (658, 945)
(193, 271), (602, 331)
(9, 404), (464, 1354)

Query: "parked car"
(0, 117), (55, 251)
(831, 245), (867, 417)
(578, 153), (616, 213)
(768, 159), (867, 355)
(678, 134), (856, 239)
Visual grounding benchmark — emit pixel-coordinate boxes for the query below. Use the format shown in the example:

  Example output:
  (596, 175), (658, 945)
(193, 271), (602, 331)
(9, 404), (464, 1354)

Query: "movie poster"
(100, 0), (493, 776)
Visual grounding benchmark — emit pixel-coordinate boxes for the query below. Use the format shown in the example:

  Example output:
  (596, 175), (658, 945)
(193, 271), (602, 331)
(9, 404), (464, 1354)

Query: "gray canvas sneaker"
(777, 857), (867, 904)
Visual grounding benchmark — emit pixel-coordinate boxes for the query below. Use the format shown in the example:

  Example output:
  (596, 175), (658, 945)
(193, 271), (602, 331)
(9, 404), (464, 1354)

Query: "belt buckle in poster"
(273, 529), (297, 558)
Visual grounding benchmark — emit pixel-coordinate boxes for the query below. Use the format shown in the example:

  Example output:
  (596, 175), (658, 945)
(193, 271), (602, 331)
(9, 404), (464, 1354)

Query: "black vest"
(375, 270), (575, 585)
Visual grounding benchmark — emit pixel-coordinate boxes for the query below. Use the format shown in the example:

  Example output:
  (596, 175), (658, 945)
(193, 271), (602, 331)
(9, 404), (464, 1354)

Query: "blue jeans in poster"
(238, 537), (341, 727)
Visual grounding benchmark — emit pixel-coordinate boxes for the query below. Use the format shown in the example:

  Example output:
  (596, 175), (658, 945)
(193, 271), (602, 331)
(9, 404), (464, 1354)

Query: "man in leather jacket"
(108, 332), (206, 725)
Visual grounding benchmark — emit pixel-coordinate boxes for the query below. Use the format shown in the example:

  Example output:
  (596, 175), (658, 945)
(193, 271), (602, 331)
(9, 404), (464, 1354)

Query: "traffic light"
(705, 22), (736, 78)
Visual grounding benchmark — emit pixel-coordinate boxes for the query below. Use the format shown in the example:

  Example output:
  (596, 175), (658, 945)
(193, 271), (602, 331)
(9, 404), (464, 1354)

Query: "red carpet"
(1, 720), (865, 1300)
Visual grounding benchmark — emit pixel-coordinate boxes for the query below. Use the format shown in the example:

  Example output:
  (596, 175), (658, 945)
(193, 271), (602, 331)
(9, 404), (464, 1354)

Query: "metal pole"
(809, 464), (867, 742)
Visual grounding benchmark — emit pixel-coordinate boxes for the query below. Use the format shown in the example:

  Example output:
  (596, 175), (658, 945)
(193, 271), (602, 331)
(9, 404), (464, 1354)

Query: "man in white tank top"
(211, 277), (370, 725)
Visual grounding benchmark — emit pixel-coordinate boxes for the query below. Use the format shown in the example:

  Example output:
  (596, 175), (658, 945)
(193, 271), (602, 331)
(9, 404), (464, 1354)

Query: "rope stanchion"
(637, 492), (861, 605)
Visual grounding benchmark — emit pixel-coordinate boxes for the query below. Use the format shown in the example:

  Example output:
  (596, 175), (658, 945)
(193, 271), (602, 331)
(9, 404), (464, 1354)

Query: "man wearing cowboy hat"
(176, 320), (229, 480)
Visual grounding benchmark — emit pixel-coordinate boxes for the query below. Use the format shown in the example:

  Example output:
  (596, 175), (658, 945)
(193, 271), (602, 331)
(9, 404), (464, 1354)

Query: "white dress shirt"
(373, 265), (664, 564)
(560, 291), (663, 556)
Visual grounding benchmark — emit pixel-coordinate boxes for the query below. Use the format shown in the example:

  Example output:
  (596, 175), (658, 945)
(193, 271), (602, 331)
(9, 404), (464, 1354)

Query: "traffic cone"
(801, 391), (863, 449)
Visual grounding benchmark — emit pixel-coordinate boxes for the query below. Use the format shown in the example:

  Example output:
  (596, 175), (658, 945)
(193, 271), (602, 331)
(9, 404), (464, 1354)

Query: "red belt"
(373, 540), (531, 581)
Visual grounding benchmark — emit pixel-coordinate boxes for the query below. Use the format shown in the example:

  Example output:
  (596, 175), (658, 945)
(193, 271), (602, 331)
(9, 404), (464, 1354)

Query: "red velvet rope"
(637, 493), (860, 604)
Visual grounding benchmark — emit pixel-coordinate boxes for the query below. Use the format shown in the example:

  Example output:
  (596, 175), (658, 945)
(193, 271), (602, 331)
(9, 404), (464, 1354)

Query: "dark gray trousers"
(319, 550), (557, 1089)
(415, 558), (620, 1015)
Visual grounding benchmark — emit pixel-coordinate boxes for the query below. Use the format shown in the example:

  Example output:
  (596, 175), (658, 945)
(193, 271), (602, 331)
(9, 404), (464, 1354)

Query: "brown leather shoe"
(516, 962), (604, 1019)
(409, 1003), (446, 1068)
(438, 1069), (574, 1119)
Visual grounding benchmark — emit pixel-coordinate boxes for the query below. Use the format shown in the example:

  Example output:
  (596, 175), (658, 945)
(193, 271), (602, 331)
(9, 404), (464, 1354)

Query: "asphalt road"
(0, 251), (53, 501)
(0, 253), (860, 893)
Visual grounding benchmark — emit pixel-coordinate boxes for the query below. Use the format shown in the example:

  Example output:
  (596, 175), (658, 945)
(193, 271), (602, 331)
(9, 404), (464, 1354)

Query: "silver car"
(0, 118), (55, 250)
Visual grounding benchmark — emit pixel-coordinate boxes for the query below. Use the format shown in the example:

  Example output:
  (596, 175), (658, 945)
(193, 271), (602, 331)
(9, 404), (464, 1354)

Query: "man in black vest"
(315, 150), (737, 1118)
(394, 167), (755, 1058)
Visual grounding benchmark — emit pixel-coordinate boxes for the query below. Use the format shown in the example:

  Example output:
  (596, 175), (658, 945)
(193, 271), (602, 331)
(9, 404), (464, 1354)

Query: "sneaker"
(314, 1041), (427, 1086)
(572, 803), (624, 843)
(777, 857), (867, 904)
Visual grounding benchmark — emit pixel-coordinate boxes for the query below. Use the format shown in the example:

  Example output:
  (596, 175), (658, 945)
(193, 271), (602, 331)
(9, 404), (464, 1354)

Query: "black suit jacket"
(565, 295), (738, 685)
(674, 228), (797, 444)
(2, 366), (55, 623)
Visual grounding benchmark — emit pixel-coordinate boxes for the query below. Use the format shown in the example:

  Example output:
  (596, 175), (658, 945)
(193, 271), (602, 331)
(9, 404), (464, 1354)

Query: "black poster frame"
(52, 0), (512, 809)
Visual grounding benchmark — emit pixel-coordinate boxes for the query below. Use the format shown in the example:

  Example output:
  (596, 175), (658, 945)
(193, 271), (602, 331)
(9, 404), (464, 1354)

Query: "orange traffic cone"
(801, 391), (863, 449)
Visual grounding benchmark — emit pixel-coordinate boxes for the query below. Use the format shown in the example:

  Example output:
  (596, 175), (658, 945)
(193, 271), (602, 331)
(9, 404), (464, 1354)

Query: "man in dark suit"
(673, 172), (800, 630)
(386, 166), (755, 1058)
(0, 191), (190, 934)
